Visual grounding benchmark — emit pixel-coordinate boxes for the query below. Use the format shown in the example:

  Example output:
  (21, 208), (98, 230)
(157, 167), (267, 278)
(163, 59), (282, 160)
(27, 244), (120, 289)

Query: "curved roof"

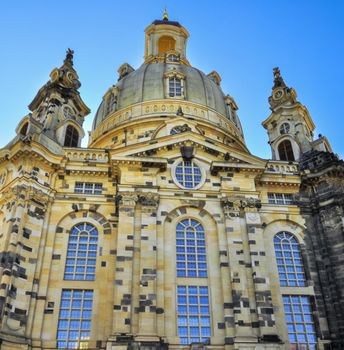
(92, 63), (239, 132)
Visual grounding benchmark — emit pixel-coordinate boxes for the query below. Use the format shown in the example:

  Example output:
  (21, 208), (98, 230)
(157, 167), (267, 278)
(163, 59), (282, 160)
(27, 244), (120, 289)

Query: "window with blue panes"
(169, 77), (182, 97)
(274, 232), (306, 287)
(175, 161), (202, 189)
(64, 223), (98, 281)
(177, 286), (211, 344)
(283, 295), (317, 349)
(57, 289), (93, 349)
(176, 219), (207, 278)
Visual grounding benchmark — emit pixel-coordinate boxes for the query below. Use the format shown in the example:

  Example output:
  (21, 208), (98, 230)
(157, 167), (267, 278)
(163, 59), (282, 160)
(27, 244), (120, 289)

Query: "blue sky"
(1, 1), (343, 159)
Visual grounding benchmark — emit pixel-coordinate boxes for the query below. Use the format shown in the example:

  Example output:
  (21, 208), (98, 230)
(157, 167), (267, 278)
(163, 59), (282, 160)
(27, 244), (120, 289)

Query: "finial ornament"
(64, 48), (74, 66)
(163, 6), (169, 21)
(272, 67), (286, 88)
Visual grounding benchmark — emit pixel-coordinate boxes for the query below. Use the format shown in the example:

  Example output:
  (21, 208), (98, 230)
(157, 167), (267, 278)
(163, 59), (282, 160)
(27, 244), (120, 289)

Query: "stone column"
(0, 185), (51, 336)
(220, 199), (236, 349)
(112, 192), (138, 335)
(221, 196), (256, 343)
(136, 192), (159, 341)
(241, 198), (278, 339)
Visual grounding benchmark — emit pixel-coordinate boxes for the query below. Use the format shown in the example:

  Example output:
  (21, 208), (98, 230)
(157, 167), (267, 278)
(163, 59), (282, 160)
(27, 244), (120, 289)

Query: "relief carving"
(138, 192), (159, 207)
(117, 192), (138, 207)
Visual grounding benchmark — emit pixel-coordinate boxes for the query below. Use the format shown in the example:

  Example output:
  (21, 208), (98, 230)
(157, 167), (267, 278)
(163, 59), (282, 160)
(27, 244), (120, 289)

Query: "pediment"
(109, 133), (266, 171)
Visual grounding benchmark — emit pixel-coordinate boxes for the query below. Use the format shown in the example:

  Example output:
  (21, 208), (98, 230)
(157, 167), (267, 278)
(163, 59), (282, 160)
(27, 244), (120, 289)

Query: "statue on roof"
(64, 48), (74, 66)
(272, 67), (286, 89)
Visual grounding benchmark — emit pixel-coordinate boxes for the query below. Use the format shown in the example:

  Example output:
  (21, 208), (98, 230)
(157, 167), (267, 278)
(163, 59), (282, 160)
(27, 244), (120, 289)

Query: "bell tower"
(14, 49), (90, 151)
(262, 67), (331, 161)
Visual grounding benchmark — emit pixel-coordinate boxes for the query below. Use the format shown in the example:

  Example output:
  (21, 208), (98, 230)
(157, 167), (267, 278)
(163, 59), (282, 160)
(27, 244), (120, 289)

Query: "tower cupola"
(263, 68), (332, 161)
(144, 11), (190, 65)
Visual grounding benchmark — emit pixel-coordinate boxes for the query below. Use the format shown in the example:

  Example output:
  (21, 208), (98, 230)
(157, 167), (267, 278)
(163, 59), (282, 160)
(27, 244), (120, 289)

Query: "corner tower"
(14, 49), (90, 151)
(262, 68), (331, 161)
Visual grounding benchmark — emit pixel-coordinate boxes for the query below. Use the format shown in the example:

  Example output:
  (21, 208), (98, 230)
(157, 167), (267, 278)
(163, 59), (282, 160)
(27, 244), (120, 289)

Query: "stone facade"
(0, 13), (342, 350)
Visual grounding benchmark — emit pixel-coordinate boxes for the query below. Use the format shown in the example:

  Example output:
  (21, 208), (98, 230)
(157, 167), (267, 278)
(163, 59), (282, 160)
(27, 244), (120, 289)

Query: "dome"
(92, 63), (236, 131)
(89, 17), (245, 149)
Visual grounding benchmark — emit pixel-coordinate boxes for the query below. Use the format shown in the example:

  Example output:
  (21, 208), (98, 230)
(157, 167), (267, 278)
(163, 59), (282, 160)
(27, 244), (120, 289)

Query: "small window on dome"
(280, 122), (290, 135)
(164, 70), (186, 99)
(169, 77), (182, 97)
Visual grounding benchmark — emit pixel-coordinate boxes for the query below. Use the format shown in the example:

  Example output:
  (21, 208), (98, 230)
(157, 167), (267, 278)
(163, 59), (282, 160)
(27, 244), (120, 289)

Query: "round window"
(173, 160), (204, 189)
(280, 122), (290, 135)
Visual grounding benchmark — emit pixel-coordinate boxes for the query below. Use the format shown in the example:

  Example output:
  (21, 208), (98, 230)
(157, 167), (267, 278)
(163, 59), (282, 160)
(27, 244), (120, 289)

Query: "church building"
(0, 12), (343, 350)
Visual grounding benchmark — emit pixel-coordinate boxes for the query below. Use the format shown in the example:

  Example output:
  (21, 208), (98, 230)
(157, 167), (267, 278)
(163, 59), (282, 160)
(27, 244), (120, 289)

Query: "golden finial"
(163, 6), (169, 21)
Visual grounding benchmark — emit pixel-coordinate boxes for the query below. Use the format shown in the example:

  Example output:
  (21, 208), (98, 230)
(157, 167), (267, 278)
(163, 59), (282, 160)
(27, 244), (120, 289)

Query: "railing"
(265, 160), (299, 174)
(64, 149), (109, 163)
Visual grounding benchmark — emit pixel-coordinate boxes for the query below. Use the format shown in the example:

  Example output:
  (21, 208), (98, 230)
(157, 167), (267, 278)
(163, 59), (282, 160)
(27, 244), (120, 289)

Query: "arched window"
(20, 122), (29, 136)
(64, 223), (98, 281)
(274, 232), (306, 287)
(278, 140), (295, 161)
(176, 218), (207, 278)
(64, 125), (79, 147)
(158, 35), (176, 54)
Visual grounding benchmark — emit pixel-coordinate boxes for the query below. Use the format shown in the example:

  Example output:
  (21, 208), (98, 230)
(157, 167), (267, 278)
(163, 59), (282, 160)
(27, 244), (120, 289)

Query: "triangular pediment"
(109, 132), (266, 170)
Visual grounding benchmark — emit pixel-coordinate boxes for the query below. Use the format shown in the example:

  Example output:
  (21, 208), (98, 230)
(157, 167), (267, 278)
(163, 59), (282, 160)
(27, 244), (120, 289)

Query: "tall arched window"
(278, 140), (295, 161)
(64, 223), (98, 281)
(274, 232), (306, 287)
(176, 218), (207, 278)
(158, 35), (176, 54)
(20, 122), (29, 136)
(64, 125), (79, 147)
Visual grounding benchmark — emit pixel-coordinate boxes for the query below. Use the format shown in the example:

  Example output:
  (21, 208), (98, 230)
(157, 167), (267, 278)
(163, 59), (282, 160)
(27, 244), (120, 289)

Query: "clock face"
(0, 170), (7, 189)
(273, 89), (284, 100)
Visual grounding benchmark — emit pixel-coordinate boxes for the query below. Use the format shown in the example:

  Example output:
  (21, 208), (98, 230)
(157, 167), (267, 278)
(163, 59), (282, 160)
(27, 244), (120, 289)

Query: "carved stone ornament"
(171, 124), (191, 134)
(0, 169), (7, 188)
(0, 184), (52, 206)
(117, 192), (138, 207)
(221, 196), (261, 216)
(138, 192), (160, 207)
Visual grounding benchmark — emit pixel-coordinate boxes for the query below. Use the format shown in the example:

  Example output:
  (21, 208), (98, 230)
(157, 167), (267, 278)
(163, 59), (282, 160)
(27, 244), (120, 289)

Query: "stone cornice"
(89, 99), (245, 148)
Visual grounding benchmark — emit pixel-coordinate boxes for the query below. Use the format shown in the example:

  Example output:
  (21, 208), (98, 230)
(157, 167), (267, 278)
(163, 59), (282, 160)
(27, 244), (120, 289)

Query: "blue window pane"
(188, 286), (198, 294)
(201, 327), (211, 336)
(190, 327), (199, 336)
(178, 316), (187, 325)
(178, 296), (187, 304)
(83, 300), (93, 308)
(200, 306), (209, 314)
(189, 306), (198, 314)
(178, 327), (188, 336)
(178, 305), (187, 313)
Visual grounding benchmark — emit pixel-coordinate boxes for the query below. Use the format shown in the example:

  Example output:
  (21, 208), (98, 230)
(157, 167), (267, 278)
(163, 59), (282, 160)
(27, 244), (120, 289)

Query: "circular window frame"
(171, 158), (206, 190)
(279, 122), (290, 135)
